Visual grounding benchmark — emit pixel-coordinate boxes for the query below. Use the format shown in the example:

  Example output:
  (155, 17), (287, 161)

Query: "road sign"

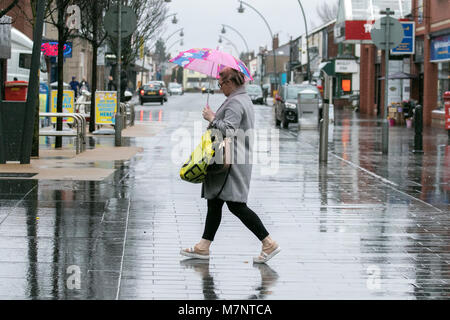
(370, 16), (403, 51)
(391, 22), (415, 55)
(104, 5), (137, 38)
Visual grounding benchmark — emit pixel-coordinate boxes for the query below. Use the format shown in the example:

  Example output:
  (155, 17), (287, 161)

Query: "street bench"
(39, 112), (86, 154)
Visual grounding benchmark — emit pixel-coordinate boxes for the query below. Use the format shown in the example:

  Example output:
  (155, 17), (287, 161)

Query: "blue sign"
(430, 35), (450, 62)
(280, 73), (287, 85)
(391, 22), (415, 55)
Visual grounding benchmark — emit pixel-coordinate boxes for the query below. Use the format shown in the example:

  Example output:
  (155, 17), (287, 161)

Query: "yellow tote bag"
(180, 130), (215, 183)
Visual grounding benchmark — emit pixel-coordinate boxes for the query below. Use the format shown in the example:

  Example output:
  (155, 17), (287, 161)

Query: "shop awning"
(317, 61), (335, 76)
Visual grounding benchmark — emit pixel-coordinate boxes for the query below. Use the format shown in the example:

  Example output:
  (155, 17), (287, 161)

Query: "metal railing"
(39, 113), (87, 154)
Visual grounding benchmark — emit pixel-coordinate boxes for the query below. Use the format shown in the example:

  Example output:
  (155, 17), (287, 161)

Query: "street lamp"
(165, 27), (184, 43)
(296, 0), (311, 83)
(237, 1), (278, 90)
(221, 24), (250, 60)
(164, 13), (178, 24)
(167, 38), (184, 52)
(218, 35), (240, 58)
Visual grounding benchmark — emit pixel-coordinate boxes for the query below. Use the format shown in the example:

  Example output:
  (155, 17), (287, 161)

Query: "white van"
(6, 27), (48, 82)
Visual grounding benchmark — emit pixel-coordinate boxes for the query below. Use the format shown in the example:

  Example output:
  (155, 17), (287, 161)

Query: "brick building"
(356, 0), (449, 128)
(411, 0), (450, 127)
(0, 0), (33, 39)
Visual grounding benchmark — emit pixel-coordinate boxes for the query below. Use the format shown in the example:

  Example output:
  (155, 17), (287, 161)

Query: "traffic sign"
(104, 5), (137, 38)
(370, 16), (403, 51)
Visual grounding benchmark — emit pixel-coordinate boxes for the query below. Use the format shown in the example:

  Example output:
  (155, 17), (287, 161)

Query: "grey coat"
(201, 85), (255, 203)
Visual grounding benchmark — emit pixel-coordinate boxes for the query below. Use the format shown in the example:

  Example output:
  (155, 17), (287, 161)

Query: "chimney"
(272, 34), (279, 50)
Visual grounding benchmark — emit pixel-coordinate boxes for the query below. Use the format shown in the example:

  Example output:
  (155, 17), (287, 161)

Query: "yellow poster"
(95, 91), (117, 125)
(39, 94), (47, 113)
(51, 90), (75, 123)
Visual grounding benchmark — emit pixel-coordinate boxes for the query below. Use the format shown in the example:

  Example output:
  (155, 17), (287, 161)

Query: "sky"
(158, 0), (338, 58)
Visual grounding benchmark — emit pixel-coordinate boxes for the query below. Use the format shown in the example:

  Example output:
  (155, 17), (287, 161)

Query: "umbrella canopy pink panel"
(169, 48), (253, 81)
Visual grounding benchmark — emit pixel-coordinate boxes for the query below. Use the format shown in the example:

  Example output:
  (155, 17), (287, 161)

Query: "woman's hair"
(219, 67), (245, 87)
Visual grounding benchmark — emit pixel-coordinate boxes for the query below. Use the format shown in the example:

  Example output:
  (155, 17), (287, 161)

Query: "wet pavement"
(0, 93), (448, 300)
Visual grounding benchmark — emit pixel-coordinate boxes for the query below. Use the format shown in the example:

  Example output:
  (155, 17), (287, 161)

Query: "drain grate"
(0, 173), (37, 178)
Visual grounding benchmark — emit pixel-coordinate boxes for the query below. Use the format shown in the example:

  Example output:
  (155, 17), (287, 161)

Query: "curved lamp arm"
(221, 24), (250, 54)
(238, 0), (278, 89)
(219, 35), (240, 58)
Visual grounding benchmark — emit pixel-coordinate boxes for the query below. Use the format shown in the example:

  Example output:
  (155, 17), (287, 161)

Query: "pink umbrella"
(169, 48), (253, 105)
(170, 48), (253, 80)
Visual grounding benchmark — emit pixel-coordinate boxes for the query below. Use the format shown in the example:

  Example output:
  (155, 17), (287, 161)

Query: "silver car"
(246, 84), (264, 104)
(274, 84), (323, 128)
(168, 82), (184, 95)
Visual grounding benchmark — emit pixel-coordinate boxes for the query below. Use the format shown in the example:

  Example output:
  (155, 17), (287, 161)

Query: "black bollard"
(413, 105), (424, 153)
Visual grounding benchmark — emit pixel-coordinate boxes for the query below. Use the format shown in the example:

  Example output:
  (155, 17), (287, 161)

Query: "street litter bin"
(298, 89), (320, 129)
(4, 81), (28, 101)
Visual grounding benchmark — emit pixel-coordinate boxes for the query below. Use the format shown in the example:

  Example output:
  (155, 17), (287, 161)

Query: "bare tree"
(77, 0), (111, 132)
(316, 0), (338, 24)
(46, 0), (82, 148)
(107, 0), (168, 70)
(0, 0), (20, 19)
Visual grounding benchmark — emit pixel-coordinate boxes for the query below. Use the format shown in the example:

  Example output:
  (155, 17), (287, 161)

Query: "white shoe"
(180, 247), (210, 260)
(253, 246), (281, 264)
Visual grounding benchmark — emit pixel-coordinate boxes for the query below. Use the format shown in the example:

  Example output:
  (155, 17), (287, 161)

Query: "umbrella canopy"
(169, 48), (253, 81)
(378, 72), (418, 80)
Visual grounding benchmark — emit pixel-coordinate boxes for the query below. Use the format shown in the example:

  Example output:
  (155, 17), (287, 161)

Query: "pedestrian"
(79, 78), (90, 92)
(180, 67), (281, 264)
(262, 84), (268, 105)
(107, 75), (117, 91)
(69, 76), (79, 97)
(120, 70), (128, 101)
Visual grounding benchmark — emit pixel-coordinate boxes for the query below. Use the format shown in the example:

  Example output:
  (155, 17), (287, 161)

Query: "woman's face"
(219, 77), (234, 97)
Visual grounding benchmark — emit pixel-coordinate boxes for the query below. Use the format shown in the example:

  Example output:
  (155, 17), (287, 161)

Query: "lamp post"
(165, 28), (184, 43)
(140, 11), (180, 86)
(296, 0), (311, 83)
(218, 35), (240, 58)
(237, 0), (278, 91)
(167, 38), (184, 52)
(164, 13), (178, 24)
(221, 24), (250, 60)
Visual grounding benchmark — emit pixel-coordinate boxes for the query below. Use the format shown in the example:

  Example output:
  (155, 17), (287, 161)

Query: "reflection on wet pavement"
(0, 94), (448, 300)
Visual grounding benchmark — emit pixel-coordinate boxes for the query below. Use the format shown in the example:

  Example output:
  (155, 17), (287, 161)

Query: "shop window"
(415, 38), (424, 62)
(437, 62), (449, 110)
(342, 79), (351, 92)
(19, 53), (32, 69)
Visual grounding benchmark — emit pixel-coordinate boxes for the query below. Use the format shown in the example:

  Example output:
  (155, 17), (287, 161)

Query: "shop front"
(430, 33), (450, 128)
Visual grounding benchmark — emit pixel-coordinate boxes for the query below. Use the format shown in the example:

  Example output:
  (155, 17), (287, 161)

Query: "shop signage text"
(391, 22), (415, 55)
(430, 35), (450, 62)
(335, 60), (358, 73)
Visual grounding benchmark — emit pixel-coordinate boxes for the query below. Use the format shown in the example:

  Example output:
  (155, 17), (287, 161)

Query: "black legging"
(202, 198), (269, 241)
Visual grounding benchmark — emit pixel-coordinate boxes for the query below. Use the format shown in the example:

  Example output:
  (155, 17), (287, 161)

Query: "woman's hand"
(202, 105), (215, 122)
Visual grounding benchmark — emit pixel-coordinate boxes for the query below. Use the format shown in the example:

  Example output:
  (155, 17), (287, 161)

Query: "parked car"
(150, 81), (168, 101)
(139, 83), (165, 105)
(274, 84), (323, 128)
(246, 84), (264, 104)
(168, 82), (184, 95)
(201, 83), (215, 94)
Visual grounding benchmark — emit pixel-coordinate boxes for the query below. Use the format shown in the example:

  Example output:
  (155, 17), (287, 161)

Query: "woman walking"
(180, 67), (281, 264)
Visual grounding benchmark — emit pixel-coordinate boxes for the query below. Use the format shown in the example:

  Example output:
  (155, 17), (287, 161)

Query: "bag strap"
(215, 165), (231, 198)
